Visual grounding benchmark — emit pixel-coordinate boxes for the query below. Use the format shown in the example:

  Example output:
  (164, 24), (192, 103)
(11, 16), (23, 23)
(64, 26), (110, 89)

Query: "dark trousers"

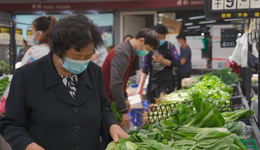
(177, 72), (191, 90)
(147, 82), (173, 104)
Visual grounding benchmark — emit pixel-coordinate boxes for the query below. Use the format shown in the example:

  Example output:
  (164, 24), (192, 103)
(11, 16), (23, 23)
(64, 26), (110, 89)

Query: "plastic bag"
(239, 121), (253, 138)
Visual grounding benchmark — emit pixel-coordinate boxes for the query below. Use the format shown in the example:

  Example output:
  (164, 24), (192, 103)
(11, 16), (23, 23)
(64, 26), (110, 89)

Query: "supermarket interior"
(0, 0), (259, 150)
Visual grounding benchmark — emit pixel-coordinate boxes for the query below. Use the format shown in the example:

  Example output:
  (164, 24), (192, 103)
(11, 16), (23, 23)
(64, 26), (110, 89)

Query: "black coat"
(0, 51), (117, 150)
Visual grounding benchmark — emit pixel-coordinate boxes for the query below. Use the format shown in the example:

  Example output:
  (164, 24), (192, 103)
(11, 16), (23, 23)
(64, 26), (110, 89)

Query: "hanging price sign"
(206, 0), (260, 19)
(15, 29), (23, 46)
(0, 27), (10, 46)
(26, 30), (34, 46)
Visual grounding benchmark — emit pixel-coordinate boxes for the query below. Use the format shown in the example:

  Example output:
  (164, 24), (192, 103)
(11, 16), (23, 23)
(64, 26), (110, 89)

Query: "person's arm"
(180, 48), (189, 66)
(137, 55), (149, 96)
(180, 58), (187, 65)
(110, 51), (129, 114)
(0, 69), (39, 150)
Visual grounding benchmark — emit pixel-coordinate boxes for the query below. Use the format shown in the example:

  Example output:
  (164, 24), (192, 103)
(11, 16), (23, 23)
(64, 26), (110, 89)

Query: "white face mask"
(176, 43), (182, 48)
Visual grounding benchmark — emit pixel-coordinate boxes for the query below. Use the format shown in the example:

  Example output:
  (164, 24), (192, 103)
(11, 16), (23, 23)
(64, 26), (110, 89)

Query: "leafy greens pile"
(208, 67), (242, 85)
(187, 75), (233, 106)
(106, 98), (252, 150)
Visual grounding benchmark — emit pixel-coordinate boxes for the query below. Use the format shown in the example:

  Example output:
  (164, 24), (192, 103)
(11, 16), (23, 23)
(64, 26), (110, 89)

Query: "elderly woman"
(0, 14), (128, 150)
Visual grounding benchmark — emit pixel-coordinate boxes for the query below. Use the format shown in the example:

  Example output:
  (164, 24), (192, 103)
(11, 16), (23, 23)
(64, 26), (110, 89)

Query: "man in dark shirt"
(176, 34), (192, 89)
(137, 24), (180, 103)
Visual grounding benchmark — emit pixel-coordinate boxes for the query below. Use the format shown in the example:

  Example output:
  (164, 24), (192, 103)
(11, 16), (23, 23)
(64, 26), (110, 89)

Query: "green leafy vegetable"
(0, 76), (9, 97)
(209, 67), (242, 85)
(111, 102), (122, 123)
(221, 109), (254, 121)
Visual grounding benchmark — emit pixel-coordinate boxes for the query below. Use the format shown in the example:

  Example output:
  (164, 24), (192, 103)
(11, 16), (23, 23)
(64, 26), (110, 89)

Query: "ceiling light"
(185, 22), (193, 26)
(199, 20), (216, 24)
(187, 26), (200, 29)
(189, 15), (205, 20)
(206, 24), (212, 27)
(159, 14), (164, 17)
(201, 33), (205, 36)
(224, 19), (243, 22)
(176, 18), (183, 22)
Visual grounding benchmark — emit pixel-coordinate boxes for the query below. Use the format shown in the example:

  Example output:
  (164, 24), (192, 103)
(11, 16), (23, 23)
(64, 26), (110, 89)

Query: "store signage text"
(31, 4), (71, 10)
(177, 0), (205, 6)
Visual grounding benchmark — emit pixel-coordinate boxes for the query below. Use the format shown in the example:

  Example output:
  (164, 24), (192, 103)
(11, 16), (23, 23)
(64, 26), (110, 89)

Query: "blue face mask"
(136, 44), (149, 56)
(159, 40), (166, 46)
(59, 55), (91, 74)
(32, 31), (42, 45)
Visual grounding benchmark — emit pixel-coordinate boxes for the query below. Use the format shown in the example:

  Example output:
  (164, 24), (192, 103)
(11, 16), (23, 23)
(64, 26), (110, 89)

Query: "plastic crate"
(147, 99), (245, 124)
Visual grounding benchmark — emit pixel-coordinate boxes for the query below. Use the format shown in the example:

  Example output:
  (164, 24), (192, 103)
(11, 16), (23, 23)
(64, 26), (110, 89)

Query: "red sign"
(0, 0), (205, 12)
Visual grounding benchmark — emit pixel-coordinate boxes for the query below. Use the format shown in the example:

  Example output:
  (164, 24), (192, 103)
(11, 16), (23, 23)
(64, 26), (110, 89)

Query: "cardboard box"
(192, 59), (207, 69)
(212, 59), (228, 69)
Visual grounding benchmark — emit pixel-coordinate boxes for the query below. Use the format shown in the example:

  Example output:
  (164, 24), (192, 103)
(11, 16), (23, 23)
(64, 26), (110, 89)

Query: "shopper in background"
(91, 45), (108, 67)
(102, 28), (159, 129)
(122, 34), (133, 42)
(17, 39), (30, 62)
(0, 16), (57, 116)
(0, 14), (128, 150)
(123, 34), (140, 77)
(137, 24), (180, 103)
(176, 34), (192, 90)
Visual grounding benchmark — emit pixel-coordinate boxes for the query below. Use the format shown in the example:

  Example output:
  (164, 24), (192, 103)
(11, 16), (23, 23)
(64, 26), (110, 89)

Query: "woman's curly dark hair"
(49, 14), (104, 58)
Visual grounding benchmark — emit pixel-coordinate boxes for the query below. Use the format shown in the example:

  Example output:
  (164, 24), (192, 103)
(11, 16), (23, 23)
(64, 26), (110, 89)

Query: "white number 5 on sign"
(250, 0), (260, 9)
(237, 0), (250, 9)
(212, 0), (224, 10)
(224, 0), (237, 9)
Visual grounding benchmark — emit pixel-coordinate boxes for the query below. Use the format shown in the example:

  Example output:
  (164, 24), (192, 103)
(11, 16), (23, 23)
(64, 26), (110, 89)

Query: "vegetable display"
(208, 67), (241, 85)
(0, 76), (9, 97)
(106, 98), (252, 150)
(0, 61), (10, 76)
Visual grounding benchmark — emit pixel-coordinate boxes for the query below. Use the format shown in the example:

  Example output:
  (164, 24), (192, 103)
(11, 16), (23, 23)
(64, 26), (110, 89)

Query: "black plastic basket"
(232, 84), (239, 97)
(147, 98), (245, 124)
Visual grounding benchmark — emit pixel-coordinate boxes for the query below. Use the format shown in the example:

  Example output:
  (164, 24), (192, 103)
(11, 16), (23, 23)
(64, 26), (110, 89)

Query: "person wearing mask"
(123, 34), (139, 77)
(17, 39), (30, 62)
(176, 34), (192, 90)
(102, 28), (159, 129)
(137, 24), (180, 103)
(0, 16), (57, 116)
(0, 14), (128, 150)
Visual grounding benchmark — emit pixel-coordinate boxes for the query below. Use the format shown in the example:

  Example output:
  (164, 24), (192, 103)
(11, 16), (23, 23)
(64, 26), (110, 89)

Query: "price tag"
(224, 0), (237, 9)
(237, 0), (250, 9)
(250, 0), (260, 9)
(212, 0), (224, 10)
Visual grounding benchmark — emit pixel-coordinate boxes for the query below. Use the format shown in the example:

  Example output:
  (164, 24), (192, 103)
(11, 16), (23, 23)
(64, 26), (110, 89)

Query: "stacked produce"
(106, 98), (253, 150)
(208, 67), (241, 85)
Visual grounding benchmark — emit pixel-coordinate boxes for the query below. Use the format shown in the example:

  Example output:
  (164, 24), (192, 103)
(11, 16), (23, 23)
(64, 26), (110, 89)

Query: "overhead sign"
(0, 27), (10, 46)
(206, 0), (260, 19)
(220, 29), (237, 48)
(26, 30), (34, 46)
(15, 29), (23, 46)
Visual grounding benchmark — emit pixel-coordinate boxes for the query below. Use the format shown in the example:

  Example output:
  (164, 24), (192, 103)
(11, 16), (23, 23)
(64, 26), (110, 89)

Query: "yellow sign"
(255, 12), (260, 17)
(221, 13), (232, 18)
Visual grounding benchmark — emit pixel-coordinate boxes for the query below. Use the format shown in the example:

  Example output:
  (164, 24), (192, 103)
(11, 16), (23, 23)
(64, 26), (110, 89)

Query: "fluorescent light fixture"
(235, 24), (243, 28)
(201, 33), (205, 36)
(184, 30), (189, 32)
(206, 24), (212, 27)
(176, 18), (183, 22)
(187, 26), (200, 29)
(185, 22), (193, 26)
(224, 19), (243, 22)
(199, 20), (216, 24)
(189, 15), (205, 20)
(159, 14), (164, 17)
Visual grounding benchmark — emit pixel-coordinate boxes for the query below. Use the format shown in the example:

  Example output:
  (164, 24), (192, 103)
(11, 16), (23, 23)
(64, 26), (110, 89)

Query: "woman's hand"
(110, 124), (129, 143)
(25, 142), (45, 150)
